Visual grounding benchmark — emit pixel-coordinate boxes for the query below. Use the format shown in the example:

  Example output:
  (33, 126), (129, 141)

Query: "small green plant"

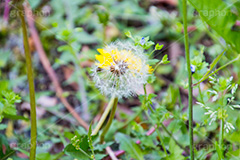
(196, 76), (238, 159)
(0, 90), (21, 122)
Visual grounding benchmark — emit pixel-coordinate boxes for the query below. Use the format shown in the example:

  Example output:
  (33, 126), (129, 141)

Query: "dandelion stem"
(19, 5), (37, 160)
(182, 0), (194, 159)
(100, 97), (118, 143)
(92, 96), (116, 136)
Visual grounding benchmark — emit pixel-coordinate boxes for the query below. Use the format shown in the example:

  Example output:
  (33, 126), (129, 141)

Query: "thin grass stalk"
(19, 5), (37, 160)
(182, 0), (194, 159)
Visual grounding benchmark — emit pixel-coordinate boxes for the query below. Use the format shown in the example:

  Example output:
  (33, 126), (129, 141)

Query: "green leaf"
(0, 124), (7, 130)
(188, 0), (240, 53)
(236, 117), (240, 129)
(192, 50), (234, 86)
(228, 131), (240, 143)
(125, 31), (132, 38)
(148, 93), (157, 100)
(134, 36), (155, 50)
(36, 153), (51, 160)
(64, 144), (90, 160)
(215, 141), (223, 160)
(36, 152), (64, 160)
(161, 54), (170, 64)
(94, 142), (114, 152)
(0, 102), (3, 113)
(95, 154), (107, 160)
(201, 50), (225, 79)
(138, 95), (145, 104)
(147, 74), (156, 84)
(3, 107), (17, 115)
(2, 113), (29, 121)
(226, 148), (240, 158)
(115, 133), (144, 160)
(14, 147), (29, 156)
(144, 41), (155, 50)
(147, 59), (160, 65)
(28, 0), (41, 9)
(0, 50), (11, 68)
(168, 139), (184, 160)
(74, 27), (83, 32)
(97, 8), (109, 26)
(155, 43), (164, 50)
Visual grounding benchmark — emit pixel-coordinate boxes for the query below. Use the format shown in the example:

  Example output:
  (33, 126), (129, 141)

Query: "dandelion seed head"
(92, 41), (153, 98)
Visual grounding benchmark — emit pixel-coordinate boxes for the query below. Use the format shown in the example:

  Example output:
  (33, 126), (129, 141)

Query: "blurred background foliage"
(0, 0), (240, 159)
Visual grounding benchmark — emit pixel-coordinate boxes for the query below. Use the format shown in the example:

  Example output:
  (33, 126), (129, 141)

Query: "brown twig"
(23, 4), (88, 130)
(103, 150), (125, 160)
(105, 146), (118, 160)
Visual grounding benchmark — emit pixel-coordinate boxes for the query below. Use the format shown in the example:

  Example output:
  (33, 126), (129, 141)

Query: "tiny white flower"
(190, 65), (196, 73)
(140, 37), (145, 45)
(231, 84), (238, 95)
(196, 102), (204, 107)
(210, 111), (217, 118)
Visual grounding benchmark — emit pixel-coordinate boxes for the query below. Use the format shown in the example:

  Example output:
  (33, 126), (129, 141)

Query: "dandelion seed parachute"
(92, 41), (153, 98)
